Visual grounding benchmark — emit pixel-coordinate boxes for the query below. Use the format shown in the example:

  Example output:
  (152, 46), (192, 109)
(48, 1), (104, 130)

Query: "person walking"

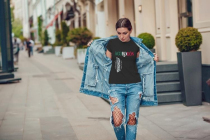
(30, 38), (34, 56)
(26, 38), (32, 57)
(80, 18), (158, 140)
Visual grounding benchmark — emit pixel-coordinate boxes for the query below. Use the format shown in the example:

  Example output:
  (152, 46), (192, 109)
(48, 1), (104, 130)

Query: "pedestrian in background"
(30, 38), (34, 56)
(26, 38), (32, 57)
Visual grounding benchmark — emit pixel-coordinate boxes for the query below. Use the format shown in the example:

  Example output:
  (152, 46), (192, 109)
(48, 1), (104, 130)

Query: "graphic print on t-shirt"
(115, 51), (134, 57)
(115, 57), (122, 72)
(114, 51), (134, 72)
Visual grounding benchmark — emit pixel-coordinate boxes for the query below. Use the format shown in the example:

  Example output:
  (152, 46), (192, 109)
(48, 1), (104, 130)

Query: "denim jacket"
(80, 36), (158, 106)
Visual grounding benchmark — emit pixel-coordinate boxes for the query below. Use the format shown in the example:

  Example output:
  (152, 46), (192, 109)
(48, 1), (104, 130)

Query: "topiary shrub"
(137, 33), (155, 49)
(67, 27), (92, 48)
(175, 27), (202, 52)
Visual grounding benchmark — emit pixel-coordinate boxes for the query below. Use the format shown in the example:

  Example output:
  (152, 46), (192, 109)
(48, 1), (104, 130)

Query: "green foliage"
(43, 30), (50, 46)
(67, 27), (92, 48)
(93, 37), (101, 40)
(137, 33), (155, 49)
(175, 27), (202, 52)
(12, 19), (23, 38)
(10, 7), (14, 22)
(53, 29), (62, 46)
(38, 16), (43, 42)
(61, 21), (69, 46)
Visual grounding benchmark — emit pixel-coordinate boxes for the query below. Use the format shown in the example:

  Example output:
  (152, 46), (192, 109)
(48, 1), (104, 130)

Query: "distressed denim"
(109, 82), (143, 140)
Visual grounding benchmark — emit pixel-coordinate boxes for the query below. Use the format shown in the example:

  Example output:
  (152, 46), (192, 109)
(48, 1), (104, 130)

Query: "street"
(0, 50), (209, 140)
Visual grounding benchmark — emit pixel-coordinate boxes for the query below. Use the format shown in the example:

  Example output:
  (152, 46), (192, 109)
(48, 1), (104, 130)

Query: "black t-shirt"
(106, 38), (141, 84)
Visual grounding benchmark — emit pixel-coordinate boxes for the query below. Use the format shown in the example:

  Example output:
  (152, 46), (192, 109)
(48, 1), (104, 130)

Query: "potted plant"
(60, 21), (74, 59)
(42, 29), (52, 53)
(54, 29), (62, 56)
(67, 27), (92, 63)
(175, 27), (203, 106)
(137, 33), (155, 53)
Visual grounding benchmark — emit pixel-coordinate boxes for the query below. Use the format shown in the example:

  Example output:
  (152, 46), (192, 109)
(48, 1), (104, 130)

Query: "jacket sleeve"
(84, 46), (99, 87)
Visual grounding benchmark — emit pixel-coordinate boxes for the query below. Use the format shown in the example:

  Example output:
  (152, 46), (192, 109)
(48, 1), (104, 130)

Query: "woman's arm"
(106, 49), (112, 59)
(153, 53), (159, 62)
(137, 51), (140, 58)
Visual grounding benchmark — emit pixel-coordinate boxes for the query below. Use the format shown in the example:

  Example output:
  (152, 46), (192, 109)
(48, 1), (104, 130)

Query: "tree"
(12, 19), (23, 38)
(38, 16), (43, 42)
(61, 21), (69, 46)
(43, 29), (50, 46)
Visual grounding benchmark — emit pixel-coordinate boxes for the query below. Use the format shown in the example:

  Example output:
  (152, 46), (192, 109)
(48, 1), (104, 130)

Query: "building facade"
(93, 0), (210, 64)
(22, 0), (210, 64)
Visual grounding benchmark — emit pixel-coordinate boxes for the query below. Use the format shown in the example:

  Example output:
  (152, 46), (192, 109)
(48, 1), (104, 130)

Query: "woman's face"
(116, 27), (132, 42)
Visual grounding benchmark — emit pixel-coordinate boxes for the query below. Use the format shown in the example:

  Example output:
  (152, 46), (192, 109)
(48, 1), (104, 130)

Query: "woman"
(82, 18), (158, 140)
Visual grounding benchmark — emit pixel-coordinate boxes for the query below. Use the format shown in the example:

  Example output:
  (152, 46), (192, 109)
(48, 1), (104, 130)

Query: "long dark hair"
(115, 18), (132, 31)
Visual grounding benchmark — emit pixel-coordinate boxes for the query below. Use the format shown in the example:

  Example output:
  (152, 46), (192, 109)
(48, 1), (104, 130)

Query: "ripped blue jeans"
(108, 82), (143, 140)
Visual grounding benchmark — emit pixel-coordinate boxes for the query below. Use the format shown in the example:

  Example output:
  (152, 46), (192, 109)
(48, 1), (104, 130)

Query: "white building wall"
(193, 0), (210, 64)
(13, 0), (23, 20)
(95, 1), (106, 38)
(22, 0), (30, 38)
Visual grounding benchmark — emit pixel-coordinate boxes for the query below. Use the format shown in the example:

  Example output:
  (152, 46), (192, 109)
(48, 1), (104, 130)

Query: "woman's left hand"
(153, 53), (159, 62)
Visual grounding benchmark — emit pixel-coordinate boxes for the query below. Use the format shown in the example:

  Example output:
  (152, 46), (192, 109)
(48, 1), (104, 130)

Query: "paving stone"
(40, 116), (77, 140)
(0, 135), (23, 140)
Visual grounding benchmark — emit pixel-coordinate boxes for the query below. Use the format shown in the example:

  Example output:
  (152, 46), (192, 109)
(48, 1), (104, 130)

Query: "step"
(156, 62), (178, 73)
(156, 72), (179, 82)
(157, 82), (180, 92)
(0, 70), (8, 74)
(0, 73), (14, 79)
(157, 92), (182, 103)
(0, 78), (21, 84)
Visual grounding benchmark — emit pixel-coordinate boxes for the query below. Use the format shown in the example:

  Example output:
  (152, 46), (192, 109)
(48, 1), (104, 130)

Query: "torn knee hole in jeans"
(127, 112), (136, 125)
(112, 106), (123, 127)
(110, 96), (118, 104)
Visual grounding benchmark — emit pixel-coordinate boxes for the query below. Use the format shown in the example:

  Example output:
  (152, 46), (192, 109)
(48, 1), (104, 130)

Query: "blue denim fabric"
(80, 36), (158, 106)
(109, 82), (143, 140)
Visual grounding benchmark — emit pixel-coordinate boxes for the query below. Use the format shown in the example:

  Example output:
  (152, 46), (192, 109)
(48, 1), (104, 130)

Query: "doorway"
(178, 0), (193, 29)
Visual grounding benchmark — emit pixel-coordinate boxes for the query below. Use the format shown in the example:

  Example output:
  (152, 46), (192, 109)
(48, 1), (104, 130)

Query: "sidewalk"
(0, 50), (209, 140)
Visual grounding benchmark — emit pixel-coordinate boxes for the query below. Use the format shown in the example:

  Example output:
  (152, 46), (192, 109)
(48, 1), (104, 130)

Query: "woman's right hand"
(87, 40), (93, 46)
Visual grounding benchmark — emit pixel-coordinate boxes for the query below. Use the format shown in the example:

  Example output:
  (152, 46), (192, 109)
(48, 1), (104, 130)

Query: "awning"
(46, 11), (62, 29)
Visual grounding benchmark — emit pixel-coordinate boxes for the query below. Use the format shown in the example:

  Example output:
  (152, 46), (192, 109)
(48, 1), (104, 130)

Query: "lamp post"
(0, 0), (14, 72)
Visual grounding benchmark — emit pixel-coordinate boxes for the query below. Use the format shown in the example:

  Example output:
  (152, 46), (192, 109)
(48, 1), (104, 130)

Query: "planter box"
(77, 49), (87, 64)
(177, 51), (202, 106)
(62, 47), (75, 59)
(55, 46), (61, 56)
(43, 46), (52, 53)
